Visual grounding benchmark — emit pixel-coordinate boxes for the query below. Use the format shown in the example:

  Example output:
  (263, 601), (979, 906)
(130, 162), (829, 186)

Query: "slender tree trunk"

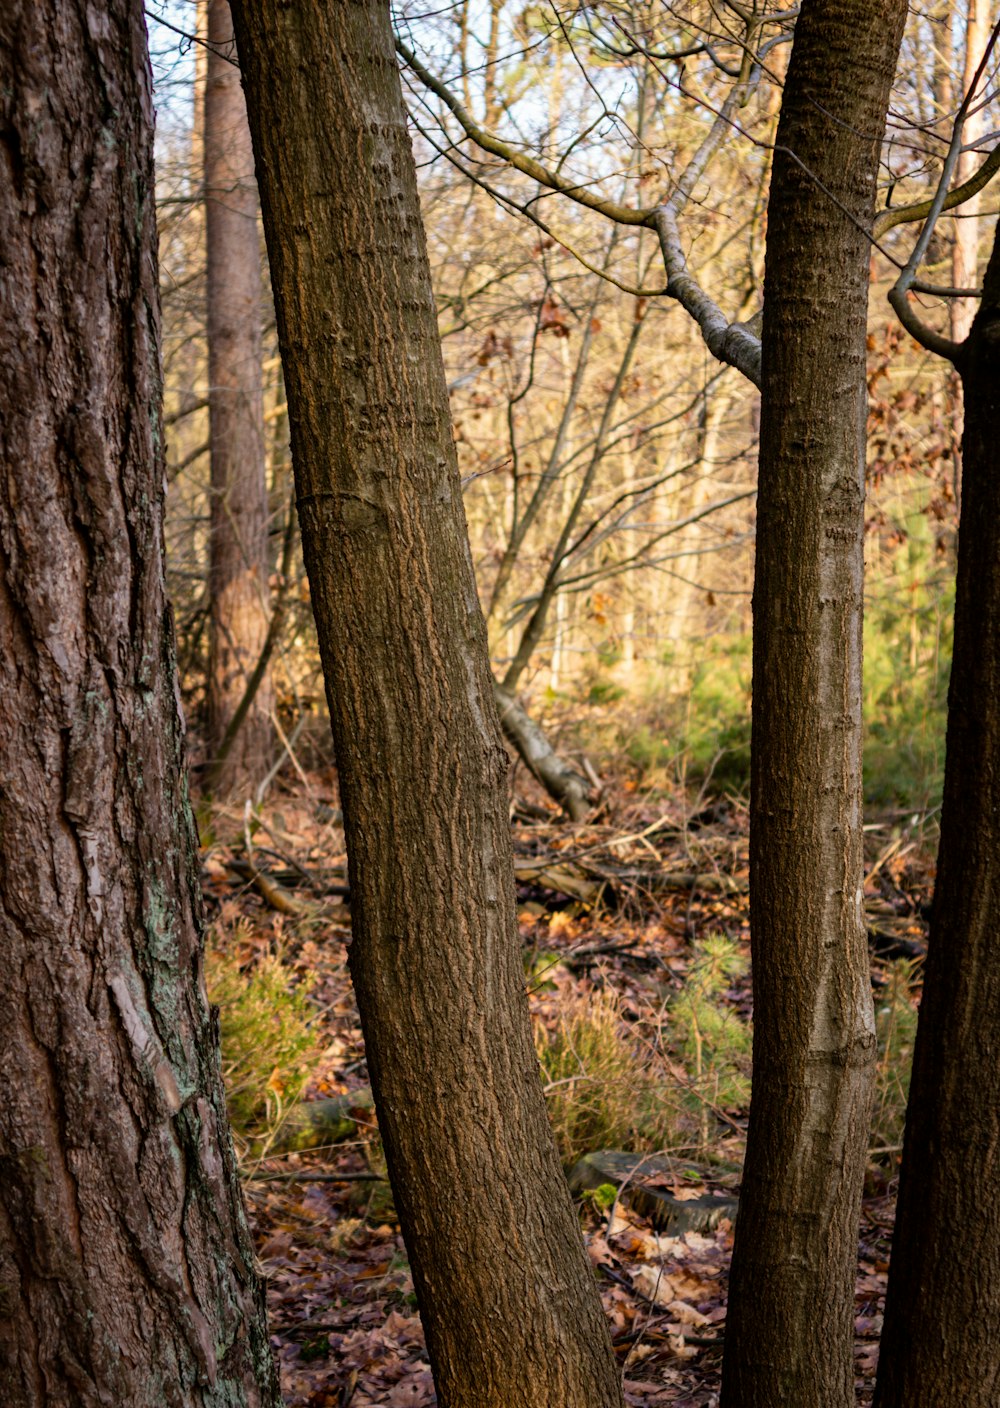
(486, 290), (600, 625)
(931, 0), (954, 137)
(192, 0), (209, 181)
(503, 312), (645, 694)
(873, 222), (1000, 1408)
(205, 0), (272, 796)
(229, 4), (623, 1406)
(945, 0), (992, 508)
(951, 0), (991, 344)
(0, 5), (279, 1404)
(483, 0), (504, 127)
(721, 3), (906, 1404)
(662, 385), (727, 692)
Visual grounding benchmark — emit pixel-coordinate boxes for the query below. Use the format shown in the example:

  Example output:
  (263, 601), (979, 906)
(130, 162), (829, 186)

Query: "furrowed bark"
(0, 3), (279, 1403)
(874, 223), (1000, 1408)
(229, 3), (623, 1406)
(205, 0), (273, 796)
(720, 3), (907, 1404)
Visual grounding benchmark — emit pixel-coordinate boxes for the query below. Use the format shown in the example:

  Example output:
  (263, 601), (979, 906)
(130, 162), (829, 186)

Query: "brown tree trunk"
(205, 0), (272, 797)
(873, 223), (1000, 1408)
(720, 3), (906, 1404)
(0, 4), (279, 1405)
(229, 3), (623, 1407)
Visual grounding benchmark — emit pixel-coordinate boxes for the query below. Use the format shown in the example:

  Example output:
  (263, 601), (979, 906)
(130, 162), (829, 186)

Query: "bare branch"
(873, 142), (1000, 239)
(885, 20), (1000, 362)
(654, 208), (762, 386)
(395, 34), (651, 226)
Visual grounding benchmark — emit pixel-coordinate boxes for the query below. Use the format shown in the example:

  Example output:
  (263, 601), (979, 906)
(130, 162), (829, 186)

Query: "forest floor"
(200, 772), (934, 1408)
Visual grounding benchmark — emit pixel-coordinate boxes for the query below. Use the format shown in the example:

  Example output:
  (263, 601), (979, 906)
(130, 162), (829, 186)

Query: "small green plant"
(587, 675), (626, 706)
(870, 960), (919, 1156)
(535, 989), (681, 1167)
(523, 948), (566, 992)
(589, 1181), (619, 1212)
(667, 934), (752, 1153)
(206, 931), (320, 1148)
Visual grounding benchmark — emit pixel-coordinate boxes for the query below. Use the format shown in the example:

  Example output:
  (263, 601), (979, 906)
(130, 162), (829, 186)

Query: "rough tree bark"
(873, 222), (1000, 1408)
(229, 3), (624, 1406)
(0, 3), (279, 1405)
(205, 0), (272, 796)
(720, 3), (906, 1405)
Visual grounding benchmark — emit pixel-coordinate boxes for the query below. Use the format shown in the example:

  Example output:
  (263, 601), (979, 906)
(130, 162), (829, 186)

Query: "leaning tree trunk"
(493, 680), (592, 820)
(873, 223), (1000, 1408)
(0, 4), (278, 1405)
(721, 3), (906, 1405)
(205, 0), (273, 797)
(229, 4), (624, 1407)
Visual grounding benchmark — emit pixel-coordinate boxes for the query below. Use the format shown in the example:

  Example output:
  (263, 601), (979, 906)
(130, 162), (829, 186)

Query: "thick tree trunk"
(205, 0), (272, 796)
(0, 5), (278, 1406)
(229, 4), (624, 1407)
(873, 225), (1000, 1408)
(720, 3), (906, 1405)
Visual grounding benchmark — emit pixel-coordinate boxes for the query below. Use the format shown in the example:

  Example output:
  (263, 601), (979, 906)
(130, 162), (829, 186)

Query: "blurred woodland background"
(153, 0), (973, 819)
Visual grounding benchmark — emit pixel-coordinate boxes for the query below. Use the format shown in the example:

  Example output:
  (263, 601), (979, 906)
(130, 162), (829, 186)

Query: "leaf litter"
(202, 774), (932, 1406)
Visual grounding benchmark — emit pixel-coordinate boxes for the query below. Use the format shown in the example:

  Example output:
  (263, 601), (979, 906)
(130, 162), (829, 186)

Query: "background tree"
(0, 2), (278, 1404)
(204, 0), (273, 796)
(951, 0), (993, 346)
(230, 1), (625, 1405)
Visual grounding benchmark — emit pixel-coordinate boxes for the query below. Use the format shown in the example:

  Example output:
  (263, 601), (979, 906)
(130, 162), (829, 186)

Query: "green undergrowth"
(535, 935), (752, 1167)
(535, 938), (919, 1175)
(582, 633), (754, 795)
(206, 927), (321, 1151)
(536, 987), (678, 1165)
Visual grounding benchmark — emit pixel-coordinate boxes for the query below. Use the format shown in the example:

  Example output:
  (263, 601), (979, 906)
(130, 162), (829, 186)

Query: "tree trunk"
(0, 5), (279, 1405)
(205, 0), (272, 797)
(873, 223), (1000, 1408)
(720, 3), (906, 1405)
(229, 4), (623, 1407)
